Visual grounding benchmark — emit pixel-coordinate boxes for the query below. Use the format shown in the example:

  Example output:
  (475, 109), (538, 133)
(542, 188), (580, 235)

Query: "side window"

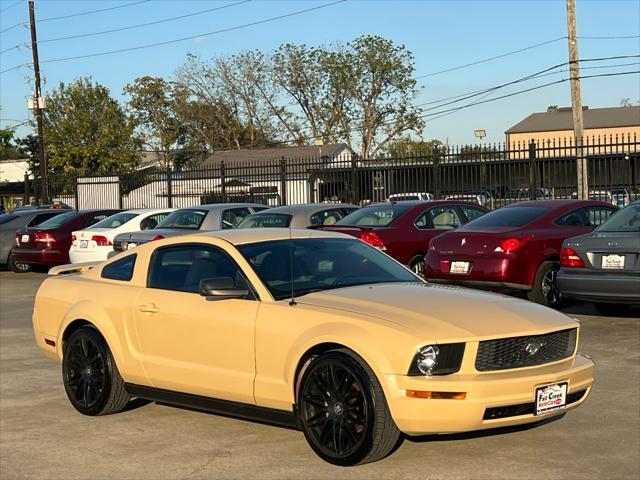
(85, 213), (110, 227)
(582, 206), (616, 227)
(222, 208), (252, 229)
(556, 210), (586, 227)
(140, 212), (170, 230)
(416, 206), (462, 230)
(148, 244), (244, 294)
(459, 205), (486, 222)
(28, 213), (59, 226)
(102, 254), (136, 281)
(310, 209), (342, 225)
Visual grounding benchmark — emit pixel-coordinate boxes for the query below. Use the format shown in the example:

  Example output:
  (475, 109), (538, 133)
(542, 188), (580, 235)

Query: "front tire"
(527, 261), (564, 308)
(408, 255), (425, 278)
(62, 326), (130, 416)
(298, 350), (400, 466)
(8, 251), (31, 273)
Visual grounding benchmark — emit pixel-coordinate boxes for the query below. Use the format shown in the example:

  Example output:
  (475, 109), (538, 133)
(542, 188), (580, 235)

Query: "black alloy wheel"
(528, 261), (564, 308)
(7, 251), (31, 273)
(298, 350), (400, 466)
(62, 326), (130, 416)
(409, 255), (425, 277)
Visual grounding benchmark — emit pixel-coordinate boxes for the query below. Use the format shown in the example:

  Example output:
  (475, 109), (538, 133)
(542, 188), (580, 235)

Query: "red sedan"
(10, 209), (119, 272)
(424, 200), (618, 307)
(318, 200), (488, 275)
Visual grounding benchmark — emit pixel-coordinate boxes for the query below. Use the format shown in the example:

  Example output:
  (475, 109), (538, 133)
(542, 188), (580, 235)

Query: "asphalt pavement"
(1, 270), (638, 479)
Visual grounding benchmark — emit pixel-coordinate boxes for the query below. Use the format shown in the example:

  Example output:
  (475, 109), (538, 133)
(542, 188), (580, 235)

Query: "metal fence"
(30, 134), (640, 210)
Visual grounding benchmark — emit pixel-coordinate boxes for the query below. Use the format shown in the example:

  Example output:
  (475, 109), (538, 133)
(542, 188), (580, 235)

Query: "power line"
(38, 0), (151, 22)
(35, 0), (251, 44)
(0, 119), (31, 133)
(579, 35), (640, 39)
(0, 0), (347, 74)
(0, 21), (24, 35)
(0, 0), (24, 14)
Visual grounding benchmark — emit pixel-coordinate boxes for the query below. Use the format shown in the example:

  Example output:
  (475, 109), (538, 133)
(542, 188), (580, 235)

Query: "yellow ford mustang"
(33, 229), (594, 466)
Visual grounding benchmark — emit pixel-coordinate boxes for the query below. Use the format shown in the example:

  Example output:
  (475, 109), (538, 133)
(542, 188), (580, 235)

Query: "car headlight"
(408, 343), (466, 376)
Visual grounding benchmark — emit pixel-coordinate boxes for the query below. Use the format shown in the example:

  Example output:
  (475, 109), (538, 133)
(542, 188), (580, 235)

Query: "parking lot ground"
(1, 270), (638, 479)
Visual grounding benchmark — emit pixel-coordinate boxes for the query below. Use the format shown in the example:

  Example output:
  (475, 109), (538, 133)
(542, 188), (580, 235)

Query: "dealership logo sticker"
(535, 383), (567, 415)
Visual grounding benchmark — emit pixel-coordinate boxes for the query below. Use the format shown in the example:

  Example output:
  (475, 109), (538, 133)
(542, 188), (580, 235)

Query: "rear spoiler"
(48, 261), (101, 276)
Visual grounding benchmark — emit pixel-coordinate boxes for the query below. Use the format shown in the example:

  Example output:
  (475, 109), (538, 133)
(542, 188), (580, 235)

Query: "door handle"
(138, 303), (160, 314)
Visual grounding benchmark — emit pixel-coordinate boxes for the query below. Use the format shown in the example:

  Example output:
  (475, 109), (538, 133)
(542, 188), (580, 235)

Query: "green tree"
(44, 78), (139, 175)
(384, 137), (444, 158)
(546, 105), (559, 112)
(0, 129), (27, 160)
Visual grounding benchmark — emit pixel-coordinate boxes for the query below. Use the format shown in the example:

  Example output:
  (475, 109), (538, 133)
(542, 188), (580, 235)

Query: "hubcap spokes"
(302, 362), (368, 457)
(542, 268), (561, 305)
(66, 337), (105, 409)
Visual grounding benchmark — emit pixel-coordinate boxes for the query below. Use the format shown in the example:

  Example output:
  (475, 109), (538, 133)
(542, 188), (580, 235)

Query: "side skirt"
(125, 383), (299, 430)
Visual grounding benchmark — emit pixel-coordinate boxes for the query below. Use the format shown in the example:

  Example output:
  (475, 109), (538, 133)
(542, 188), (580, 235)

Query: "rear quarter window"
(466, 207), (549, 228)
(101, 254), (136, 281)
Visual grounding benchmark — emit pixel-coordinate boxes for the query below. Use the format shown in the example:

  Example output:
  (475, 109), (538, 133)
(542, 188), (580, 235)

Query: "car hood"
(296, 282), (578, 341)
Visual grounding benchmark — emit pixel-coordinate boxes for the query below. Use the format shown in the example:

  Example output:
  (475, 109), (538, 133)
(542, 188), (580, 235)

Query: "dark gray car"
(113, 203), (269, 252)
(0, 209), (67, 266)
(236, 203), (358, 229)
(557, 201), (640, 315)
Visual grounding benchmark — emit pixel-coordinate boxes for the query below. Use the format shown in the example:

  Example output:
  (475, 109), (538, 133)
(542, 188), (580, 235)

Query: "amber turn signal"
(406, 390), (466, 400)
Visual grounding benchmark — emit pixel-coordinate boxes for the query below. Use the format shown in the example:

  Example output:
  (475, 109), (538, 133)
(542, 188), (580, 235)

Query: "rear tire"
(527, 261), (564, 308)
(62, 326), (130, 416)
(297, 349), (400, 466)
(408, 255), (425, 278)
(593, 303), (631, 316)
(7, 251), (31, 273)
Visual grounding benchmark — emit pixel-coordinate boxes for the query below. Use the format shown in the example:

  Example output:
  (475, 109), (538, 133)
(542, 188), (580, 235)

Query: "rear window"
(596, 204), (640, 232)
(337, 204), (411, 227)
(157, 209), (207, 230)
(91, 212), (139, 229)
(0, 214), (18, 225)
(465, 207), (549, 228)
(237, 213), (291, 228)
(37, 211), (80, 228)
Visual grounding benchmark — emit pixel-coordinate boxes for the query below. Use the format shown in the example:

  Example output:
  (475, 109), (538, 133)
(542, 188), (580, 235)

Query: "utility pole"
(28, 0), (48, 204)
(566, 0), (588, 199)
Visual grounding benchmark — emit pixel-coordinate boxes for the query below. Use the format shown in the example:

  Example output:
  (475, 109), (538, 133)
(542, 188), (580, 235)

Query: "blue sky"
(1, 0), (639, 146)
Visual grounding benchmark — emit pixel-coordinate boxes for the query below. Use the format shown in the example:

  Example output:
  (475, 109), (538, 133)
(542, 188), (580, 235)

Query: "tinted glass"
(583, 206), (615, 227)
(310, 209), (343, 226)
(91, 212), (139, 229)
(30, 213), (62, 226)
(416, 206), (462, 230)
(556, 210), (585, 226)
(85, 213), (113, 227)
(0, 214), (18, 225)
(222, 208), (252, 229)
(140, 212), (170, 230)
(157, 209), (207, 229)
(148, 244), (241, 293)
(238, 238), (419, 301)
(337, 204), (411, 227)
(237, 213), (291, 228)
(465, 207), (549, 228)
(102, 254), (136, 281)
(460, 205), (486, 221)
(596, 205), (640, 232)
(37, 211), (80, 228)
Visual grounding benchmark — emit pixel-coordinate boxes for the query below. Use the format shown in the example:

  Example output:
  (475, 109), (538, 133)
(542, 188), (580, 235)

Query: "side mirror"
(199, 277), (249, 301)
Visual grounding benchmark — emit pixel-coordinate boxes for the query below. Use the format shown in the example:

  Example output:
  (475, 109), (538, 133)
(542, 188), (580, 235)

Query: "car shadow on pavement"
(403, 414), (564, 443)
(122, 397), (152, 412)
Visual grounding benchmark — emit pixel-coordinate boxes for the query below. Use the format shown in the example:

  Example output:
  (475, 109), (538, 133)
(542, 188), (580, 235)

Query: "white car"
(388, 192), (434, 202)
(69, 209), (174, 263)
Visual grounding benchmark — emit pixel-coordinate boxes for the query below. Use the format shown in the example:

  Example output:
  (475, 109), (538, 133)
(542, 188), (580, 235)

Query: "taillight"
(91, 235), (112, 246)
(560, 247), (586, 268)
(71, 234), (77, 242)
(494, 235), (533, 253)
(34, 232), (55, 243)
(151, 234), (165, 241)
(360, 231), (386, 250)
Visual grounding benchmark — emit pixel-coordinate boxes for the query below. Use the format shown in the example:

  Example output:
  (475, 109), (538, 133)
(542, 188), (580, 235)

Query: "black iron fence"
(29, 134), (640, 210)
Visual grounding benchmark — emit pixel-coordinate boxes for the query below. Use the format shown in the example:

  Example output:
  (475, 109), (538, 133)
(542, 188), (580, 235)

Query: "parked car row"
(2, 198), (637, 312)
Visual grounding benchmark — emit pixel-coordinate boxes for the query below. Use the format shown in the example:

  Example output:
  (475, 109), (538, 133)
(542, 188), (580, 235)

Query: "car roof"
(11, 208), (66, 216)
(189, 227), (350, 245)
(250, 203), (357, 214)
(504, 199), (613, 209)
(180, 203), (267, 211)
(124, 208), (175, 214)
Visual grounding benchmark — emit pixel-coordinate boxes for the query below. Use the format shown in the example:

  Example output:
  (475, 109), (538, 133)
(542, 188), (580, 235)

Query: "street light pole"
(28, 0), (48, 204)
(566, 0), (588, 199)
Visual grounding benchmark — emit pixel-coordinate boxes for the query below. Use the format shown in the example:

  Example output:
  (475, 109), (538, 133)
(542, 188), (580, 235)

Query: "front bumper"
(384, 353), (594, 435)
(557, 268), (640, 304)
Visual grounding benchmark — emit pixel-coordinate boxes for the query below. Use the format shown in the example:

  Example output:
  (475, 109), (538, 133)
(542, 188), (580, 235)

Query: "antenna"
(288, 202), (296, 306)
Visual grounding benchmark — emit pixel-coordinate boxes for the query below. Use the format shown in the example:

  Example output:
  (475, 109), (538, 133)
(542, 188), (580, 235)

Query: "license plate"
(535, 382), (567, 415)
(450, 261), (470, 274)
(80, 240), (88, 249)
(602, 254), (624, 269)
(126, 242), (137, 250)
(21, 234), (29, 243)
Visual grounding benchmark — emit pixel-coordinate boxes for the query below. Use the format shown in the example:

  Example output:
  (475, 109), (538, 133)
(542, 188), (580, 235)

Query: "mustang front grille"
(475, 328), (577, 372)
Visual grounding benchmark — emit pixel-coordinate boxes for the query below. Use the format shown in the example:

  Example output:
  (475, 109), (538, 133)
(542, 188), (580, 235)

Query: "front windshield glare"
(237, 213), (291, 228)
(337, 204), (410, 226)
(596, 204), (640, 232)
(158, 209), (206, 229)
(238, 238), (419, 300)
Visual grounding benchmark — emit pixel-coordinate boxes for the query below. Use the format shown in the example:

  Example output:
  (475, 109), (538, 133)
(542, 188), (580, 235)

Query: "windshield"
(237, 213), (292, 228)
(596, 204), (640, 232)
(37, 211), (80, 228)
(463, 206), (549, 229)
(238, 238), (419, 300)
(157, 209), (207, 230)
(337, 203), (410, 227)
(91, 212), (139, 229)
